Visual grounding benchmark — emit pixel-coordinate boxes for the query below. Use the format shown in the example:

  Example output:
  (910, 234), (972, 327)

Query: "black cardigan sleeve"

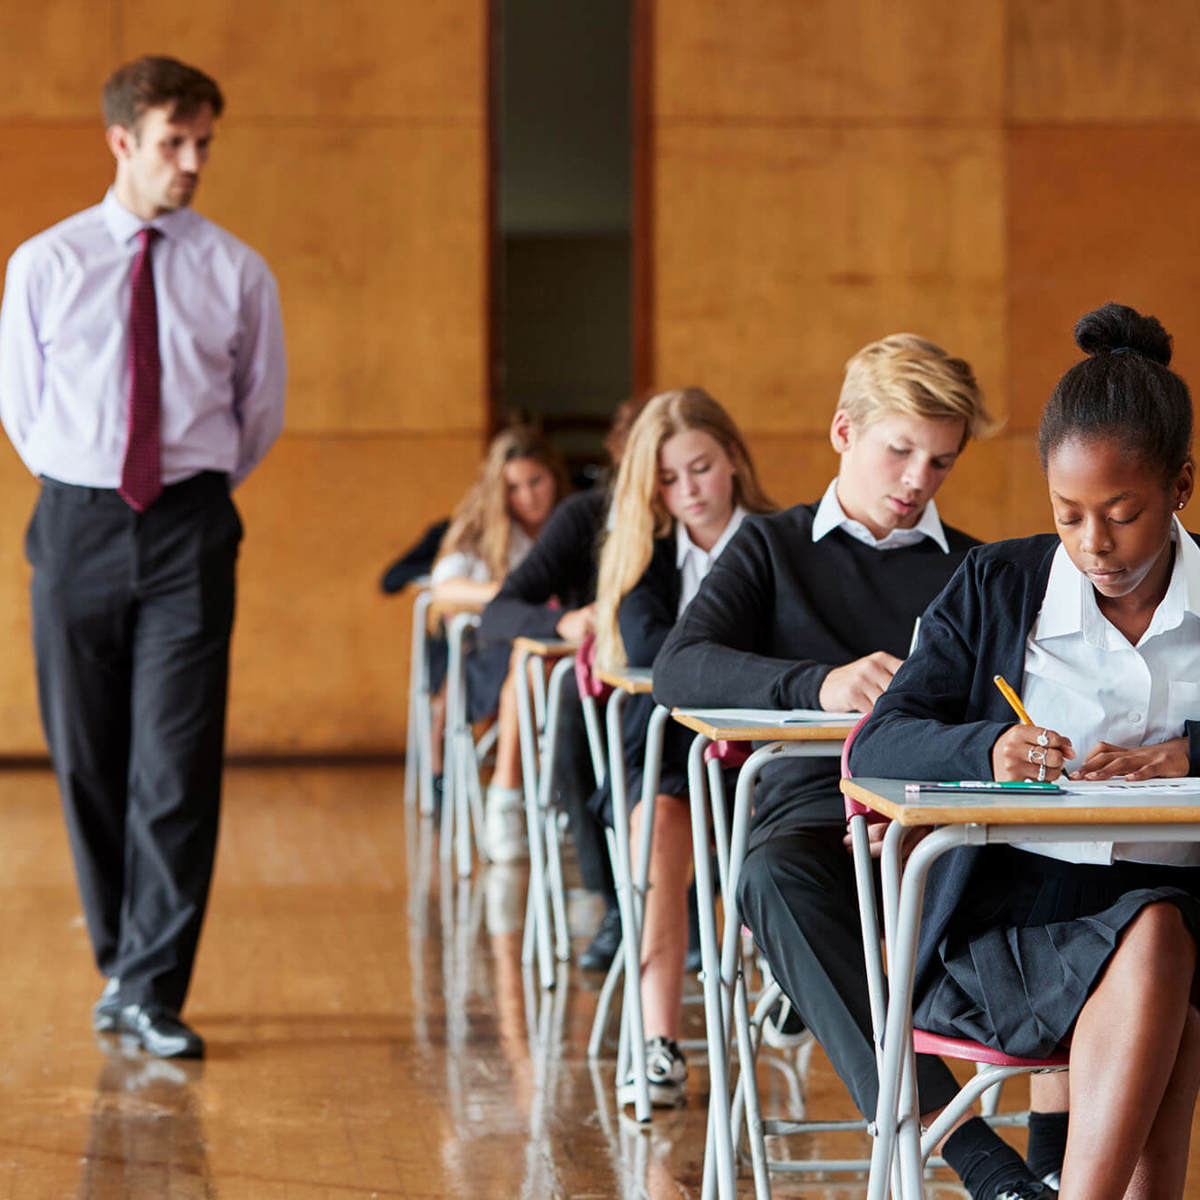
(479, 490), (603, 643)
(618, 538), (680, 668)
(652, 520), (834, 711)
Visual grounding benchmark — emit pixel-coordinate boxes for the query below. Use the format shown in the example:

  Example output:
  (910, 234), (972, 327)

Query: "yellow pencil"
(993, 674), (1033, 726)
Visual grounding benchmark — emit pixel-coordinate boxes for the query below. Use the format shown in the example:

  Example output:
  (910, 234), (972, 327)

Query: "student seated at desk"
(592, 387), (775, 1107)
(851, 303), (1200, 1200)
(480, 397), (648, 965)
(429, 424), (567, 860)
(654, 337), (1064, 1199)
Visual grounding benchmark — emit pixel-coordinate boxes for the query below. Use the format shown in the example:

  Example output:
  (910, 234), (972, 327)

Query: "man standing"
(0, 56), (285, 1058)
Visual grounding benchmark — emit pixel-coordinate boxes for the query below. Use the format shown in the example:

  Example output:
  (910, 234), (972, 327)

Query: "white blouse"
(1018, 519), (1200, 865)
(431, 525), (534, 586)
(674, 506), (747, 616)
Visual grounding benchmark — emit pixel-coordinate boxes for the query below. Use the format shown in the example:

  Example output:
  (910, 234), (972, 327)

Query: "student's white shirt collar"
(810, 479), (949, 553)
(1035, 518), (1200, 649)
(675, 505), (747, 571)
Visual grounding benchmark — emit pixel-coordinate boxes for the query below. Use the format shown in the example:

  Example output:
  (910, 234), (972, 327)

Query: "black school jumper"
(653, 502), (978, 1118)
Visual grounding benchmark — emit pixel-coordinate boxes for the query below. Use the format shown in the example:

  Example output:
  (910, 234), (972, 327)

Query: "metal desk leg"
(607, 687), (650, 1121)
(689, 733), (735, 1200)
(515, 648), (554, 989)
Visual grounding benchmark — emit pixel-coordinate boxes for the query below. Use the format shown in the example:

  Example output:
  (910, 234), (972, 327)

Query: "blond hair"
(594, 388), (774, 670)
(435, 425), (568, 582)
(838, 334), (997, 446)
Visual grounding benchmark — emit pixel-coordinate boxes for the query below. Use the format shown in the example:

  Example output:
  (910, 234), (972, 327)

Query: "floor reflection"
(79, 1039), (211, 1199)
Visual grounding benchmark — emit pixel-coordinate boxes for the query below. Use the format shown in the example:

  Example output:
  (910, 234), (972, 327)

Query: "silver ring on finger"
(1037, 763), (1047, 781)
(1028, 747), (1046, 765)
(1036, 729), (1050, 747)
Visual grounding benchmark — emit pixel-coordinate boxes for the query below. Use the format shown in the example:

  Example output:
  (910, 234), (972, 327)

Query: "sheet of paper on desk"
(1062, 778), (1200, 794)
(682, 708), (861, 724)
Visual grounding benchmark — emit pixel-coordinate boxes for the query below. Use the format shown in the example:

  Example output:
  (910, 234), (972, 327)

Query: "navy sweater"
(653, 503), (979, 830)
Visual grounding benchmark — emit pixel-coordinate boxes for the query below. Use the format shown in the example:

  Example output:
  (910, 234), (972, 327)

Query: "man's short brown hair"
(102, 55), (224, 131)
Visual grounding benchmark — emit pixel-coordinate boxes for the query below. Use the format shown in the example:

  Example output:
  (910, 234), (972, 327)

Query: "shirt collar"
(810, 478), (949, 553)
(101, 187), (196, 245)
(675, 505), (747, 570)
(1036, 518), (1200, 647)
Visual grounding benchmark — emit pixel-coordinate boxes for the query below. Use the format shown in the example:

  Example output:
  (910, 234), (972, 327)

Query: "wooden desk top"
(672, 709), (856, 743)
(512, 636), (579, 660)
(843, 777), (1200, 827)
(428, 597), (485, 623)
(596, 667), (654, 695)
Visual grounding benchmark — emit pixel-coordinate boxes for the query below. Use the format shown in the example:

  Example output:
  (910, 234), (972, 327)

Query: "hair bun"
(1074, 301), (1173, 366)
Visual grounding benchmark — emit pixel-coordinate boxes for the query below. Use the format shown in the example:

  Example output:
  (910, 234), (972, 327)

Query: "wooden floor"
(0, 763), (1197, 1199)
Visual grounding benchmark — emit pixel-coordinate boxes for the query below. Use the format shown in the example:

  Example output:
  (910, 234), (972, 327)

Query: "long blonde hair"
(594, 388), (774, 670)
(435, 425), (569, 582)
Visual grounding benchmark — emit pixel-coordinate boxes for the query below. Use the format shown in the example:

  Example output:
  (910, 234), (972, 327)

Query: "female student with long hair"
(430, 424), (568, 860)
(593, 387), (775, 1105)
(852, 302), (1200, 1199)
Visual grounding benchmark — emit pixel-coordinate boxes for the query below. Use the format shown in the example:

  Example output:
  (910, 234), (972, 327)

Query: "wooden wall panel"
(1011, 0), (1200, 121)
(121, 0), (484, 120)
(0, 127), (114, 262)
(228, 434), (481, 755)
(654, 126), (1006, 433)
(1007, 128), (1200, 432)
(656, 0), (1004, 121)
(200, 124), (486, 435)
(0, 4), (117, 119)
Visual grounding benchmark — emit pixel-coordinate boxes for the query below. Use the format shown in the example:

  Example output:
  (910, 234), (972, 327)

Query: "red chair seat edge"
(913, 1028), (1068, 1069)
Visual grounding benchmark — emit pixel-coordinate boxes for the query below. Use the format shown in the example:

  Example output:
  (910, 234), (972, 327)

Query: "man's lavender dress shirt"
(0, 189), (285, 489)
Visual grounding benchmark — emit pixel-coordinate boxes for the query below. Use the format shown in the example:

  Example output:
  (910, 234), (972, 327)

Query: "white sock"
(486, 784), (523, 811)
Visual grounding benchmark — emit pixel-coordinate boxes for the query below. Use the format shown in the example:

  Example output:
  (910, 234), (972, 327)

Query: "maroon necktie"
(119, 227), (163, 512)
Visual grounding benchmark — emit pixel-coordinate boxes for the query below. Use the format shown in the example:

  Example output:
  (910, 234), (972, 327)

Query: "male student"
(653, 335), (1062, 1199)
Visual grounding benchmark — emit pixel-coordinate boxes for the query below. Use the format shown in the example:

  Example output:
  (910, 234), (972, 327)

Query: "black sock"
(1026, 1110), (1068, 1182)
(942, 1117), (1039, 1199)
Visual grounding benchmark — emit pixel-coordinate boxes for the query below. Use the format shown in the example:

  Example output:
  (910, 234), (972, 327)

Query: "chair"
(515, 639), (578, 989)
(841, 714), (1068, 1199)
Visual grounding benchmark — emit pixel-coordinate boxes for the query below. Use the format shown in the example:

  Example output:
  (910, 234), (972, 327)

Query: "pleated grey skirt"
(914, 846), (1200, 1059)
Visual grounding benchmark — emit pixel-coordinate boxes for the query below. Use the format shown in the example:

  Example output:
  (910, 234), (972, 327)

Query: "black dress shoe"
(118, 1004), (205, 1059)
(93, 978), (122, 1033)
(578, 905), (622, 971)
(994, 1182), (1057, 1200)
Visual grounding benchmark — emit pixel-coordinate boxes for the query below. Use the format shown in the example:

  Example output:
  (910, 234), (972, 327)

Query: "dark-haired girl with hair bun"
(852, 302), (1200, 1198)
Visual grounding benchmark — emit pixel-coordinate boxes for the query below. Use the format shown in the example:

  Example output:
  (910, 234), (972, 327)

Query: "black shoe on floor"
(994, 1182), (1058, 1199)
(118, 1004), (205, 1059)
(578, 905), (622, 972)
(93, 978), (122, 1033)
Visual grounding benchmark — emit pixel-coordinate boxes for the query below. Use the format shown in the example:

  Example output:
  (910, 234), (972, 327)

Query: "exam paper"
(681, 708), (861, 724)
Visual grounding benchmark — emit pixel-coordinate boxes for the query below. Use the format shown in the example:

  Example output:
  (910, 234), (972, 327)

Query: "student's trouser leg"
(551, 687), (615, 900)
(28, 473), (240, 1014)
(737, 821), (959, 1119)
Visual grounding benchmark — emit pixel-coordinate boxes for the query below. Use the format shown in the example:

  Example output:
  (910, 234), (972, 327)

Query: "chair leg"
(588, 946), (624, 1059)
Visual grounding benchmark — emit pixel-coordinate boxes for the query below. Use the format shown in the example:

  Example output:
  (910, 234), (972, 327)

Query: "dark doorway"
(491, 0), (634, 478)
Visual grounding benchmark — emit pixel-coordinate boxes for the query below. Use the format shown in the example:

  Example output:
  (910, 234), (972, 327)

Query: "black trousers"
(551, 686), (615, 901)
(737, 821), (960, 1119)
(27, 472), (241, 1013)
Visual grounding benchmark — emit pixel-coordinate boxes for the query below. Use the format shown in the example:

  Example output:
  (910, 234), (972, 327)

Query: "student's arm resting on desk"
(480, 490), (601, 643)
(652, 522), (835, 710)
